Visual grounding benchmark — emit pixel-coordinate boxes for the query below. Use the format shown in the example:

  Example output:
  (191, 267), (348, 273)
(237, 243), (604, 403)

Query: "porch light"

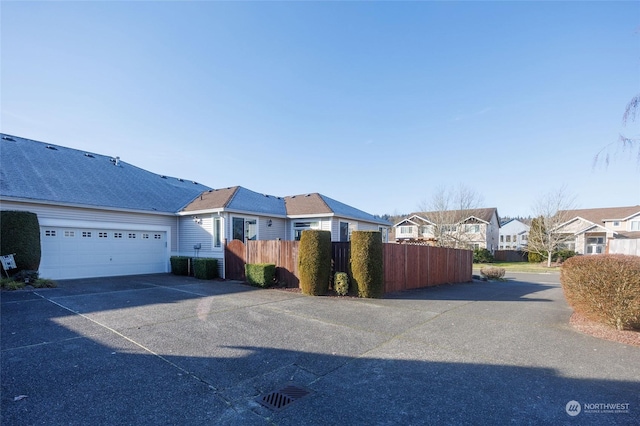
(267, 219), (273, 227)
(193, 216), (201, 224)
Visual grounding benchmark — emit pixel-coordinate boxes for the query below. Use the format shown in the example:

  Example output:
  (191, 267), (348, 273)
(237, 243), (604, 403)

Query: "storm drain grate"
(259, 385), (311, 411)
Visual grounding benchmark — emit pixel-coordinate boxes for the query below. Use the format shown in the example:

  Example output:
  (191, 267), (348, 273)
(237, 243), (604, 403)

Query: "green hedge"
(0, 211), (41, 273)
(298, 230), (331, 296)
(245, 263), (276, 287)
(350, 231), (383, 298)
(170, 256), (190, 276)
(560, 255), (640, 330)
(194, 258), (218, 280)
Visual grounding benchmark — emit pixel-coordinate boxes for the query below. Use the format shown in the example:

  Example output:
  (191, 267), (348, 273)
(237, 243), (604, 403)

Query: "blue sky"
(2, 1), (639, 217)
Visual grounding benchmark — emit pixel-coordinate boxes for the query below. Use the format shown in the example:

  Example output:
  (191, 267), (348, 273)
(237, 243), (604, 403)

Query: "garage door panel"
(40, 227), (167, 280)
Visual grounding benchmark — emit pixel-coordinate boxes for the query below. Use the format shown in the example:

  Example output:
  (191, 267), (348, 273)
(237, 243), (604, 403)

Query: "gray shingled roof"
(182, 186), (287, 216)
(285, 193), (390, 225)
(0, 134), (210, 213)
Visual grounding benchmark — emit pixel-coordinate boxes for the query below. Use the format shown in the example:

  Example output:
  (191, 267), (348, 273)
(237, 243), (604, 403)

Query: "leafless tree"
(527, 186), (577, 267)
(594, 93), (640, 168)
(417, 184), (486, 249)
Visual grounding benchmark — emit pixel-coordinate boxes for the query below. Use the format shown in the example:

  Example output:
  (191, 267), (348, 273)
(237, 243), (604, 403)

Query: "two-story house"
(498, 219), (530, 250)
(394, 208), (500, 251)
(554, 206), (640, 254)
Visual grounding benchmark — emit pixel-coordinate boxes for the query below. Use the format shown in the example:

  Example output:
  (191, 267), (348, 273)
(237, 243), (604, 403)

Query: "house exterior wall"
(1, 200), (177, 249)
(499, 220), (530, 250)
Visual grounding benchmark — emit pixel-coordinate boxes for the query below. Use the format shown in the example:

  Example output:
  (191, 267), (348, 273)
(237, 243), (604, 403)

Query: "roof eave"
(0, 196), (176, 216)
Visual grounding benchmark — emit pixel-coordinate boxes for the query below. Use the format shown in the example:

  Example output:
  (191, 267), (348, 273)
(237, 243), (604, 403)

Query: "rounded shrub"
(334, 272), (349, 296)
(0, 211), (41, 273)
(527, 251), (545, 263)
(560, 255), (640, 330)
(480, 266), (506, 280)
(298, 230), (331, 296)
(350, 231), (384, 298)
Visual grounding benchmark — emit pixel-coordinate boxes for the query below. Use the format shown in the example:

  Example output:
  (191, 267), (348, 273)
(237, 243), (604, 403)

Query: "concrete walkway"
(2, 273), (638, 425)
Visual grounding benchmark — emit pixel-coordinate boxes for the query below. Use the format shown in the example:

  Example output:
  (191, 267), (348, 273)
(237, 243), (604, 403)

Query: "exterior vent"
(160, 175), (167, 179)
(46, 145), (58, 150)
(178, 178), (184, 182)
(192, 181), (198, 184)
(2, 136), (15, 141)
(84, 153), (95, 158)
(110, 156), (120, 166)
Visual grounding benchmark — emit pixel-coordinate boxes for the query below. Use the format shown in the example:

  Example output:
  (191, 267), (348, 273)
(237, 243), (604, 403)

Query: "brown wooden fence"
(494, 250), (527, 262)
(224, 240), (472, 293)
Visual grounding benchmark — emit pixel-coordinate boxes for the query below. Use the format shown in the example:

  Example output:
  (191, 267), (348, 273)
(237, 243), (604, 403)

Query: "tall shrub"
(350, 231), (384, 298)
(560, 255), (640, 330)
(0, 211), (41, 273)
(298, 230), (331, 296)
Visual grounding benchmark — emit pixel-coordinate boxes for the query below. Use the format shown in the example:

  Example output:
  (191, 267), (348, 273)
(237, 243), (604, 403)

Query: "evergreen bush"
(560, 255), (640, 330)
(170, 256), (190, 276)
(0, 211), (41, 273)
(350, 231), (384, 298)
(245, 263), (276, 287)
(473, 248), (494, 263)
(298, 230), (331, 296)
(193, 258), (218, 280)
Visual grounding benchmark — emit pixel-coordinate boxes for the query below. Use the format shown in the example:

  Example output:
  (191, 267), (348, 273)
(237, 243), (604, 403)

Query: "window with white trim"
(154, 234), (162, 240)
(128, 233), (136, 239)
(98, 232), (108, 238)
(114, 232), (123, 239)
(213, 217), (222, 248)
(142, 233), (149, 239)
(293, 221), (320, 241)
(64, 231), (75, 237)
(45, 230), (56, 237)
(82, 231), (92, 238)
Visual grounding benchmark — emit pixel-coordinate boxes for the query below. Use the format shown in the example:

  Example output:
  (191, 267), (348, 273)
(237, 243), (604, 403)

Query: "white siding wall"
(259, 217), (287, 240)
(1, 200), (177, 249)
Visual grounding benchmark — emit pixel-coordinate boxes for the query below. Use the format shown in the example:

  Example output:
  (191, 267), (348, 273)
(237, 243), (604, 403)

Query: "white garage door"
(39, 227), (168, 280)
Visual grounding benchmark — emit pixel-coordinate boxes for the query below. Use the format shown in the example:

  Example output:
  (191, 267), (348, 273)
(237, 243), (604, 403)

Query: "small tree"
(527, 188), (576, 267)
(417, 184), (486, 249)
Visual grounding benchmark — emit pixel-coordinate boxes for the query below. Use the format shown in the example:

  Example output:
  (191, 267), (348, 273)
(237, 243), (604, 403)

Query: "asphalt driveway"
(1, 273), (639, 425)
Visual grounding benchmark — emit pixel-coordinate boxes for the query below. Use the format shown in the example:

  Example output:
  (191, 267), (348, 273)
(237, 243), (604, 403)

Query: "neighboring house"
(178, 187), (390, 261)
(0, 134), (390, 279)
(554, 206), (640, 255)
(498, 219), (530, 250)
(394, 208), (500, 251)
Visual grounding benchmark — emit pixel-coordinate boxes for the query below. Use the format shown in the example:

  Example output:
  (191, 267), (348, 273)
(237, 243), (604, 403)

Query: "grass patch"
(474, 262), (560, 273)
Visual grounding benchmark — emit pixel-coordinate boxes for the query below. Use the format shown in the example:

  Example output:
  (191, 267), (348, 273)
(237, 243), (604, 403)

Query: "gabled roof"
(559, 206), (640, 225)
(393, 214), (434, 227)
(0, 134), (210, 213)
(399, 208), (499, 226)
(285, 193), (390, 225)
(181, 186), (287, 216)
